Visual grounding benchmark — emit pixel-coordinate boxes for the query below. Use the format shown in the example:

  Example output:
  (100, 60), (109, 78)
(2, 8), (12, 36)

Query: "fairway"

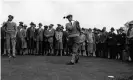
(1, 56), (133, 80)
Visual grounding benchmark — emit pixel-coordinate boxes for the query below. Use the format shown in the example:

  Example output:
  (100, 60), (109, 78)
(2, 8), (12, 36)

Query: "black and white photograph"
(0, 0), (133, 80)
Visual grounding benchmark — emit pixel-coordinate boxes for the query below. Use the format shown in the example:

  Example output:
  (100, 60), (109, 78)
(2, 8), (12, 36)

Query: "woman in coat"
(86, 28), (95, 56)
(20, 25), (27, 55)
(55, 26), (63, 56)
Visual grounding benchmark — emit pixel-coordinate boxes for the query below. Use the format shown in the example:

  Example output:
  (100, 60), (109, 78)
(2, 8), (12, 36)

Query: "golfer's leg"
(6, 37), (11, 55)
(11, 38), (16, 56)
(75, 43), (80, 62)
(71, 43), (79, 63)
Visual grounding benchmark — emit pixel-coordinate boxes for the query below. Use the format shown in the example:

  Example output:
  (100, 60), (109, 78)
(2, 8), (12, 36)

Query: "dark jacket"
(36, 28), (44, 41)
(1, 27), (6, 39)
(116, 33), (126, 45)
(107, 32), (117, 46)
(26, 27), (36, 40)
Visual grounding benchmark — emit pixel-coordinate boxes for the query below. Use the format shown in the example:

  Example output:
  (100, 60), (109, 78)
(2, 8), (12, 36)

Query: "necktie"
(70, 22), (72, 25)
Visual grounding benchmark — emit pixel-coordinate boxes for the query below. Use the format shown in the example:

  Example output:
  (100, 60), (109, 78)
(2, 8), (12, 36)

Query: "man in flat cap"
(61, 25), (69, 56)
(19, 21), (23, 25)
(106, 27), (117, 59)
(26, 23), (32, 55)
(127, 20), (133, 62)
(57, 24), (61, 27)
(36, 23), (44, 55)
(115, 27), (126, 60)
(43, 25), (49, 55)
(64, 14), (82, 65)
(100, 27), (108, 58)
(16, 21), (23, 55)
(94, 28), (101, 57)
(47, 24), (55, 55)
(4, 15), (17, 58)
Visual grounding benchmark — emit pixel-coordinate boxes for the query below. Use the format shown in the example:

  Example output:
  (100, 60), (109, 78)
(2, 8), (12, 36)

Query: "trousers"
(69, 37), (81, 63)
(37, 41), (43, 54)
(6, 33), (16, 55)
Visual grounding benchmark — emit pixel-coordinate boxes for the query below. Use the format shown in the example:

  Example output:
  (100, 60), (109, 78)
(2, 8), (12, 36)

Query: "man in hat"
(19, 22), (23, 26)
(26, 22), (36, 55)
(47, 24), (55, 55)
(43, 25), (49, 55)
(107, 27), (117, 59)
(100, 27), (108, 58)
(26, 23), (32, 55)
(116, 27), (126, 60)
(4, 15), (17, 58)
(64, 14), (82, 65)
(16, 21), (23, 55)
(57, 24), (61, 27)
(61, 25), (69, 56)
(94, 29), (101, 57)
(127, 20), (133, 62)
(36, 23), (44, 55)
(97, 29), (103, 57)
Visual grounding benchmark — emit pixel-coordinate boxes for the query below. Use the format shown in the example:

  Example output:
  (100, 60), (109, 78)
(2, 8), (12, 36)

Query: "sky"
(0, 0), (133, 31)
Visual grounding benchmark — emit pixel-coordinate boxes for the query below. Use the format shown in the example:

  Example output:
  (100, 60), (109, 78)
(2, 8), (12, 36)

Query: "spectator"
(36, 23), (44, 55)
(55, 25), (63, 56)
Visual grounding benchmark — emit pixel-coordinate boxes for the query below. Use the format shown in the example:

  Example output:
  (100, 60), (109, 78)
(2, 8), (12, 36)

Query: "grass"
(1, 55), (133, 80)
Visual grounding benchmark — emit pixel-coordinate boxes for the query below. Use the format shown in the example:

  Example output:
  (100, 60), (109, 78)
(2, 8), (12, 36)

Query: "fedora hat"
(30, 22), (34, 25)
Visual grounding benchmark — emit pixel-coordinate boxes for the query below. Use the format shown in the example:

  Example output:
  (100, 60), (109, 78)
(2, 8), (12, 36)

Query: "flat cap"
(49, 24), (54, 26)
(56, 26), (61, 30)
(8, 15), (14, 19)
(63, 14), (73, 19)
(88, 28), (92, 31)
(119, 27), (124, 31)
(44, 25), (48, 28)
(57, 24), (61, 26)
(23, 24), (27, 27)
(19, 22), (23, 25)
(97, 29), (101, 32)
(93, 27), (97, 30)
(110, 27), (115, 31)
(39, 23), (42, 26)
